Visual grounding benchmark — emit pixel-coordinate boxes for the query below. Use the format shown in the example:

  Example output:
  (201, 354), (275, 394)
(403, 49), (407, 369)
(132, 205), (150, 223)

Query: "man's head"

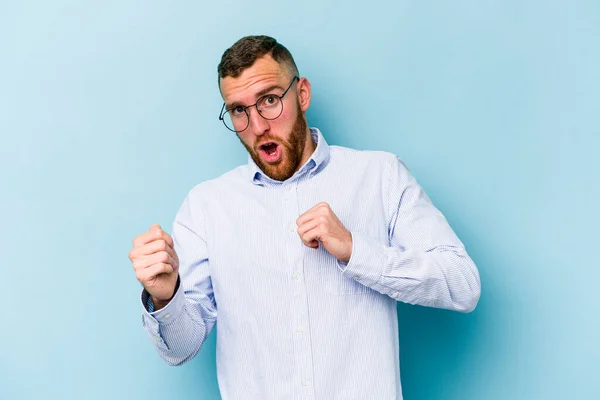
(218, 35), (314, 181)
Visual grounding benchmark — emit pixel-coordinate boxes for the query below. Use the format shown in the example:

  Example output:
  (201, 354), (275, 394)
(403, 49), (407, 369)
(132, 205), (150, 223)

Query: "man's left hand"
(296, 202), (352, 263)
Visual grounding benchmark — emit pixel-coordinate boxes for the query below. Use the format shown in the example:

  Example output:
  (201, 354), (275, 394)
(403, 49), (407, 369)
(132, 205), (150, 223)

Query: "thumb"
(150, 224), (162, 231)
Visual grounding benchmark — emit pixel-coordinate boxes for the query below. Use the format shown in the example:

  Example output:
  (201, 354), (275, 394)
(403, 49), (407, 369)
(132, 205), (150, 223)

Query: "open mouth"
(258, 142), (281, 163)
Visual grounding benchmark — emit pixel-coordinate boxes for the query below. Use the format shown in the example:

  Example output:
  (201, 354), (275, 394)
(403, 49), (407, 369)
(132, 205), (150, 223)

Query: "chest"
(203, 172), (389, 301)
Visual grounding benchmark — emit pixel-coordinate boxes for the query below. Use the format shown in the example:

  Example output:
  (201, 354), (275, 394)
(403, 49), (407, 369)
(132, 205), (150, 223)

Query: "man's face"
(220, 55), (311, 181)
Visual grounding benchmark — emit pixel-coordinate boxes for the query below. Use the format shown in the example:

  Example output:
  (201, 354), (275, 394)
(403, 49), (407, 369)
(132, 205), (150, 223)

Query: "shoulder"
(329, 145), (406, 174)
(185, 164), (247, 204)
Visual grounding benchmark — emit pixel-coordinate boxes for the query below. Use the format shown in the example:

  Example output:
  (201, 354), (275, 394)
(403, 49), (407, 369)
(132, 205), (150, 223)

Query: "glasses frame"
(218, 75), (300, 133)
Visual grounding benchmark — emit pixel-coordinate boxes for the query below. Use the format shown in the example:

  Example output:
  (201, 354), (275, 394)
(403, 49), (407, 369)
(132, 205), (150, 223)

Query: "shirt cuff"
(140, 275), (184, 326)
(336, 231), (386, 288)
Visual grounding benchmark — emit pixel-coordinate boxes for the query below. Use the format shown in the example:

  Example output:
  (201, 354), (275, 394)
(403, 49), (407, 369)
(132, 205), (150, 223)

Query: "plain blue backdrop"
(1, 1), (598, 399)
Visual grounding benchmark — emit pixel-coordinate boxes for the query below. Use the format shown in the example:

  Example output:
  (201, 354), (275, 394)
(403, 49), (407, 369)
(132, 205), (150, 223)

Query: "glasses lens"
(223, 109), (249, 132)
(257, 95), (283, 120)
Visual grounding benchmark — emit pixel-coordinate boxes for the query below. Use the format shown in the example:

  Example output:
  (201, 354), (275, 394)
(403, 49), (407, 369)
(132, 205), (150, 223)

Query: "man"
(128, 35), (481, 400)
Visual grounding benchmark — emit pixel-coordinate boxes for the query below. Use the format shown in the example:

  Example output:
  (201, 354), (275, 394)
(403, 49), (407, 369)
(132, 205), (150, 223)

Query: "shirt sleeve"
(337, 155), (481, 313)
(140, 192), (217, 365)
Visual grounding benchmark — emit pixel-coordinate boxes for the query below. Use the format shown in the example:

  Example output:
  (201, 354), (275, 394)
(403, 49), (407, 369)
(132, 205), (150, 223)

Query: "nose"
(247, 106), (269, 136)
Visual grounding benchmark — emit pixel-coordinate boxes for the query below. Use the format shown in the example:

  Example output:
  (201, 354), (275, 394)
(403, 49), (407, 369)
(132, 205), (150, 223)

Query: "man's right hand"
(129, 224), (180, 310)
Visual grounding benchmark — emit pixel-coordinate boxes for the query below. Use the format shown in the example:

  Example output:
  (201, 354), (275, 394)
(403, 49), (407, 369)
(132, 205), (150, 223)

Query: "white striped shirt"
(141, 127), (481, 400)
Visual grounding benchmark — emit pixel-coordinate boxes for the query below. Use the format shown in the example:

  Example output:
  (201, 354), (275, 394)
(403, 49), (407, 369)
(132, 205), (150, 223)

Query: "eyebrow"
(226, 84), (285, 110)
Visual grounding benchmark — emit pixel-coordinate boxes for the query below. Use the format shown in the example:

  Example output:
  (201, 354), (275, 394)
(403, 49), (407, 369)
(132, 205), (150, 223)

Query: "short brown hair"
(217, 35), (299, 85)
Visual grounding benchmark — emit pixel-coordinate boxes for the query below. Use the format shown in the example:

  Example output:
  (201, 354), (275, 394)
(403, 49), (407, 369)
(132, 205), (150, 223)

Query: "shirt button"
(297, 327), (303, 334)
(288, 224), (296, 232)
(353, 275), (360, 281)
(391, 292), (399, 299)
(302, 380), (310, 387)
(163, 313), (170, 319)
(287, 186), (293, 192)
(155, 337), (161, 343)
(292, 273), (299, 281)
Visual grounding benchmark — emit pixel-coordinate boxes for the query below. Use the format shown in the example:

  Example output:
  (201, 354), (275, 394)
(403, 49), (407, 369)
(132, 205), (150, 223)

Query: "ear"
(297, 77), (311, 112)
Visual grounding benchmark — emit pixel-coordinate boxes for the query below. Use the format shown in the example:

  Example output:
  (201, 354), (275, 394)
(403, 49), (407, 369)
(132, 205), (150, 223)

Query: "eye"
(260, 95), (279, 108)
(231, 106), (245, 116)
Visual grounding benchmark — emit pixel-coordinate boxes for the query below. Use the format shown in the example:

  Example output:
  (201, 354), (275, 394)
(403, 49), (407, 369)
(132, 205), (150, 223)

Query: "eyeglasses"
(218, 76), (299, 133)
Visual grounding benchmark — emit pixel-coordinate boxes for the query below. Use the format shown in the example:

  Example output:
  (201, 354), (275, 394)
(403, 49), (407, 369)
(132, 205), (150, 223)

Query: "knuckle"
(135, 270), (145, 282)
(148, 263), (163, 275)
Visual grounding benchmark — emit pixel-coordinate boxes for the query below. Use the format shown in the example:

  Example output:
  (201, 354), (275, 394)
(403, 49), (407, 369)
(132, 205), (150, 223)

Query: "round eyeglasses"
(218, 76), (299, 133)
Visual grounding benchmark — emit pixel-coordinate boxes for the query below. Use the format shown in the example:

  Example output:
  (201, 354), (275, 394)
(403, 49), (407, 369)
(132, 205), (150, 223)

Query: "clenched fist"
(129, 224), (179, 310)
(296, 202), (353, 263)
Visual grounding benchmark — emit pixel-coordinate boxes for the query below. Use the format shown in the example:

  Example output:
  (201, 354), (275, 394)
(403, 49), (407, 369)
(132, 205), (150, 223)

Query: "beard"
(239, 104), (309, 182)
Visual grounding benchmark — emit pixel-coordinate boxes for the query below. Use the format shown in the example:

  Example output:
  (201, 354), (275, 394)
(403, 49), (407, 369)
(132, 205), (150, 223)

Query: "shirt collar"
(247, 127), (330, 185)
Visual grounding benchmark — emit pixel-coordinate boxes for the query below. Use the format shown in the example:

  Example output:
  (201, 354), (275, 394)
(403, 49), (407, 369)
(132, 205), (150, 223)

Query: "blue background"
(1, 1), (598, 399)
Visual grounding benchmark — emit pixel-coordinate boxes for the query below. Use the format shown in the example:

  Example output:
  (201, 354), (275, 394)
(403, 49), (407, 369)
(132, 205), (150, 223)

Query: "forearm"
(339, 232), (481, 312)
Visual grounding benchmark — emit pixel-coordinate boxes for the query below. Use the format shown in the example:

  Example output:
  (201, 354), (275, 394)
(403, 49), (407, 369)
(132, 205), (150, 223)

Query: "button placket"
(285, 179), (316, 398)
